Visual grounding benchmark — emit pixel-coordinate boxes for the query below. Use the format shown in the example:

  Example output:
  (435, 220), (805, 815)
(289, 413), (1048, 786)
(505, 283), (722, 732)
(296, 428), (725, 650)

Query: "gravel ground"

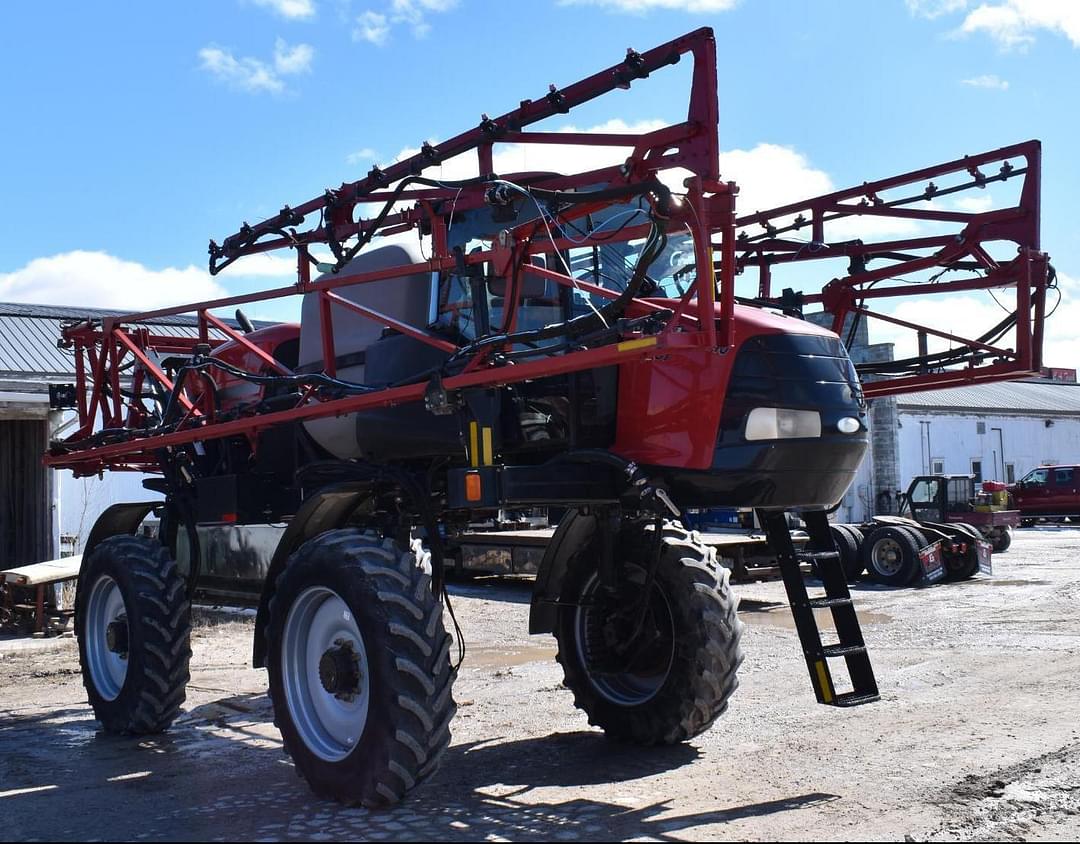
(1, 527), (1079, 841)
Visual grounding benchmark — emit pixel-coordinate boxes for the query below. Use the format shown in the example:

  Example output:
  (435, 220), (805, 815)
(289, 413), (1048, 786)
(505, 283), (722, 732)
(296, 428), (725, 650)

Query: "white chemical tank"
(298, 241), (438, 459)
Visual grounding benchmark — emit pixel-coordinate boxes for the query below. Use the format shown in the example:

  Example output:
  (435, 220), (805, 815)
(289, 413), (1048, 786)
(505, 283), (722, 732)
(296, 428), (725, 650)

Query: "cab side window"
(1023, 469), (1050, 486)
(910, 479), (939, 504)
(1055, 468), (1074, 486)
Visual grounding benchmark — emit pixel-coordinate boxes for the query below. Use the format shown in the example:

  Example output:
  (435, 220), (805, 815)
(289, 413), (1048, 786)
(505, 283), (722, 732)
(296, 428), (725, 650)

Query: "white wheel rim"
(84, 575), (128, 701)
(282, 586), (370, 762)
(871, 537), (904, 576)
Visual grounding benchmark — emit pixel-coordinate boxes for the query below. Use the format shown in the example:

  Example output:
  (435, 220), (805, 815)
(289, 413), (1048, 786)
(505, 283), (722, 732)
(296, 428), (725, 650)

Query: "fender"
(528, 508), (598, 635)
(75, 501), (160, 626)
(252, 481), (375, 668)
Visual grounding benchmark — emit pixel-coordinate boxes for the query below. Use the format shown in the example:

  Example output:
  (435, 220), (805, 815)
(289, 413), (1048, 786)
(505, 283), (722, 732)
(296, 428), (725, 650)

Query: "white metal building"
(895, 380), (1080, 489)
(0, 303), (237, 566)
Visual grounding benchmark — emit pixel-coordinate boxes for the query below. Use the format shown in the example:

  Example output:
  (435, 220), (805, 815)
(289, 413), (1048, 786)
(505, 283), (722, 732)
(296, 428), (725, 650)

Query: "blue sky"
(1, 0), (1078, 362)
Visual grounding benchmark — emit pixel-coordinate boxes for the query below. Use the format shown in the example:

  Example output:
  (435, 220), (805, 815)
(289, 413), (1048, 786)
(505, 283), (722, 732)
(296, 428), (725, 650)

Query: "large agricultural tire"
(830, 524), (863, 582)
(76, 534), (192, 734)
(861, 526), (922, 587)
(266, 529), (455, 808)
(554, 521), (744, 745)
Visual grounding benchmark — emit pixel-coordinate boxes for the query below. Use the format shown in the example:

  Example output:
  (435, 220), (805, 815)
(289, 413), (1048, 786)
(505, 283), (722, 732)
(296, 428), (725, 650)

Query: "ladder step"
(832, 690), (881, 707)
(808, 596), (854, 610)
(821, 643), (867, 659)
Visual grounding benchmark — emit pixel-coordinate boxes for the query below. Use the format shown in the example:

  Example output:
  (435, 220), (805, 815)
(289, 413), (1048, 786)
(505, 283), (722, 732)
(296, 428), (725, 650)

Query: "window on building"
(1006, 463), (1016, 484)
(976, 421), (986, 434)
(931, 459), (945, 475)
(971, 460), (983, 483)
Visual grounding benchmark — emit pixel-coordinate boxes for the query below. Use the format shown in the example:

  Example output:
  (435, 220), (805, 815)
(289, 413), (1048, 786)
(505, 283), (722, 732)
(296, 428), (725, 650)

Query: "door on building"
(0, 419), (51, 567)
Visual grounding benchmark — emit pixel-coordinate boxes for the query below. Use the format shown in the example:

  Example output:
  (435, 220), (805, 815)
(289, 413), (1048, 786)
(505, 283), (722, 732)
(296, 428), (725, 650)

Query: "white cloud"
(0, 252), (228, 311)
(346, 147), (380, 164)
(391, 0), (457, 37)
(353, 0), (456, 45)
(273, 38), (315, 74)
(251, 0), (317, 19)
(383, 123), (921, 240)
(906, 0), (969, 19)
(389, 119), (669, 184)
(912, 1), (1080, 49)
(220, 253), (306, 278)
(199, 40), (315, 95)
(559, 0), (738, 12)
(962, 73), (1010, 89)
(353, 11), (390, 44)
(1044, 271), (1080, 368)
(867, 269), (1080, 371)
(719, 143), (833, 216)
(907, 1), (1080, 49)
(720, 143), (923, 240)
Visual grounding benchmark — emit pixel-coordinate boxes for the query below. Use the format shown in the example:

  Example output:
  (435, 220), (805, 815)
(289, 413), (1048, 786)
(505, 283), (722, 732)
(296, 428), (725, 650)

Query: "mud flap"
(976, 539), (993, 575)
(919, 540), (946, 583)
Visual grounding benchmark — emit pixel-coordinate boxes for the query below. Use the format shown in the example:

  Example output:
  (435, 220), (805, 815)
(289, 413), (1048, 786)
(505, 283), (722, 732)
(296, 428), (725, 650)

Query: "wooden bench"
(1, 555), (81, 635)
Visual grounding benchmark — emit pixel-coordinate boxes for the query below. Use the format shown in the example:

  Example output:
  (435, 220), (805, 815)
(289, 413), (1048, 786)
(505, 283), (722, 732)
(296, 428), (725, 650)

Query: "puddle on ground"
(465, 643), (559, 669)
(965, 578), (1051, 587)
(739, 607), (893, 630)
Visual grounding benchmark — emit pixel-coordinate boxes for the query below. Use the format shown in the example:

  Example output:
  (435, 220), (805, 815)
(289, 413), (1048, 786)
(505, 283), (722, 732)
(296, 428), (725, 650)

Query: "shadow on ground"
(0, 692), (838, 840)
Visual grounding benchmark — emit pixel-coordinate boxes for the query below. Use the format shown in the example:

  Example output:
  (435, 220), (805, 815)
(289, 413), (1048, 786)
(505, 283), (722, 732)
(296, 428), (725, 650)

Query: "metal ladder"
(759, 509), (880, 707)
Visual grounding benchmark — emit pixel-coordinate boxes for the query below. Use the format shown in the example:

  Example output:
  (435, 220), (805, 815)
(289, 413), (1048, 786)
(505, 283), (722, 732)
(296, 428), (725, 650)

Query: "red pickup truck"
(1009, 465), (1080, 524)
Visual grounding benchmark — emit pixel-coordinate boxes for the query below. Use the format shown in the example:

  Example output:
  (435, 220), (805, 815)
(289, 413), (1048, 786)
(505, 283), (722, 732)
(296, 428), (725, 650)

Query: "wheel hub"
(105, 619), (128, 656)
(318, 642), (361, 698)
(575, 567), (675, 704)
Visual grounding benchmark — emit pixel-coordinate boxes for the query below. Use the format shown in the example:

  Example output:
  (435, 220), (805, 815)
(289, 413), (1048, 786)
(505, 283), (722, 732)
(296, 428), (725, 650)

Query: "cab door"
(1014, 468), (1051, 515)
(1048, 467), (1078, 515)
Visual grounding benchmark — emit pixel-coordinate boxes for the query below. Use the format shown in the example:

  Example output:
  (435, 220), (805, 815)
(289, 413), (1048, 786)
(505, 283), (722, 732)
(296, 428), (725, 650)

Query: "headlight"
(745, 407), (822, 441)
(836, 416), (862, 434)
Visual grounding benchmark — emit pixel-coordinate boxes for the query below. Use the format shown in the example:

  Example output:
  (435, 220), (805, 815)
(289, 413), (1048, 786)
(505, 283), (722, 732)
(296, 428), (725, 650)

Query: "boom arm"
(732, 139), (1049, 398)
(47, 26), (1051, 478)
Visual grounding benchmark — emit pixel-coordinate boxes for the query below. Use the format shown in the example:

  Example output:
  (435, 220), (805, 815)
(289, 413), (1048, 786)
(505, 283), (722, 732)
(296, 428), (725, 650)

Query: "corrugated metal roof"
(896, 380), (1080, 415)
(0, 302), (269, 380)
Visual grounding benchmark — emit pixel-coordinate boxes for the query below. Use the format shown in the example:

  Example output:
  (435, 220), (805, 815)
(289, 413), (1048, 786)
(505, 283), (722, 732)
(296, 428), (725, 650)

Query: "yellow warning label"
(617, 337), (658, 354)
(815, 660), (834, 703)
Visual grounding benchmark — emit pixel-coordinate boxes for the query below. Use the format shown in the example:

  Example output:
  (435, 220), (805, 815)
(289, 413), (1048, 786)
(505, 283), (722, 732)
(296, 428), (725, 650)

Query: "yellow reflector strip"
(482, 426), (494, 466)
(465, 471), (482, 502)
(815, 660), (834, 703)
(617, 337), (658, 354)
(469, 421), (479, 468)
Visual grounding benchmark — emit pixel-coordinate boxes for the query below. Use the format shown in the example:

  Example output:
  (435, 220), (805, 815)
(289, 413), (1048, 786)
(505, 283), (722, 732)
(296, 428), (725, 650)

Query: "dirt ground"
(2, 527), (1080, 842)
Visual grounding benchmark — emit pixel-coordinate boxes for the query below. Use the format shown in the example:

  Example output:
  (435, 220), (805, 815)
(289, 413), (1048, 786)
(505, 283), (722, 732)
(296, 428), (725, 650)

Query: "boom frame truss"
(46, 26), (1050, 478)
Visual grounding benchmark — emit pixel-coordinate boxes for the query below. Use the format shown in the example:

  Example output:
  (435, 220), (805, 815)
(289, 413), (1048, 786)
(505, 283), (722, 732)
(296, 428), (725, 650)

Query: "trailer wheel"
(266, 529), (455, 808)
(554, 521), (743, 745)
(901, 525), (929, 550)
(861, 526), (921, 586)
(77, 535), (191, 734)
(991, 526), (1013, 553)
(943, 523), (981, 581)
(830, 524), (863, 581)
